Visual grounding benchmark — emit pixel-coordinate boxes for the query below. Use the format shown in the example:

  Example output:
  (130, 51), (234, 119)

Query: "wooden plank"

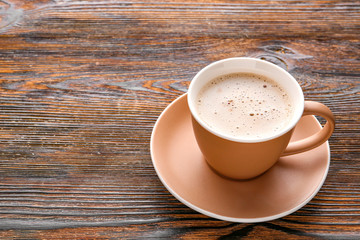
(0, 0), (359, 238)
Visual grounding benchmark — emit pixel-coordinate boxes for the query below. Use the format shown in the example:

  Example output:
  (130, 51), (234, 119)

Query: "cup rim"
(187, 57), (304, 143)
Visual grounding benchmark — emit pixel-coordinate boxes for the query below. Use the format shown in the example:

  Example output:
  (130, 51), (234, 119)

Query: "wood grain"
(0, 0), (359, 239)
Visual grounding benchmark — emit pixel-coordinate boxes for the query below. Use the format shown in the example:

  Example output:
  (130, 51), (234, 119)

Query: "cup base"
(205, 161), (269, 181)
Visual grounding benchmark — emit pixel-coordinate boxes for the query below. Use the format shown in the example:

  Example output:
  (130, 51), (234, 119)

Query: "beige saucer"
(151, 93), (330, 223)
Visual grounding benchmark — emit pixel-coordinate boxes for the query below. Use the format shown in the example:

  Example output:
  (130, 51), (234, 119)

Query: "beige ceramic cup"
(187, 57), (335, 180)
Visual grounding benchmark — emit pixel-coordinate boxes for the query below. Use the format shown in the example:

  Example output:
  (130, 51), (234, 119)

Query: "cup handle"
(281, 101), (335, 156)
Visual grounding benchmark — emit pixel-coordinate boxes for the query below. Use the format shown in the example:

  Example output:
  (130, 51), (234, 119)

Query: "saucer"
(150, 94), (330, 223)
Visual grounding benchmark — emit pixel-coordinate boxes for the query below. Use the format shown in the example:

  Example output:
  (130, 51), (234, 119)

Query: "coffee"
(196, 72), (294, 139)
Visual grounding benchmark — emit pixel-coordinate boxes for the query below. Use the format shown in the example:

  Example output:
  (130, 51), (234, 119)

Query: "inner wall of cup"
(188, 58), (304, 142)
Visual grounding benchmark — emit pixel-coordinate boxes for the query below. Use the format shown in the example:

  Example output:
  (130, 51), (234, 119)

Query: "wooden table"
(0, 0), (359, 239)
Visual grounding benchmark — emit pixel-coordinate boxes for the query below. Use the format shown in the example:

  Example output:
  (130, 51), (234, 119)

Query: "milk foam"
(196, 73), (294, 139)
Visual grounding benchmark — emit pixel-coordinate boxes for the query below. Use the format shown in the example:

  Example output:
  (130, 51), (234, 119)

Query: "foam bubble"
(196, 72), (294, 139)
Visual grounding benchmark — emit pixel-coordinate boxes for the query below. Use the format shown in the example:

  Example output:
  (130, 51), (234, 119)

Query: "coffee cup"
(187, 57), (335, 180)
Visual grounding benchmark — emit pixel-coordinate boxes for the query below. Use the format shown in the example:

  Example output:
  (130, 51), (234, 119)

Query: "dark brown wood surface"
(0, 0), (359, 239)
